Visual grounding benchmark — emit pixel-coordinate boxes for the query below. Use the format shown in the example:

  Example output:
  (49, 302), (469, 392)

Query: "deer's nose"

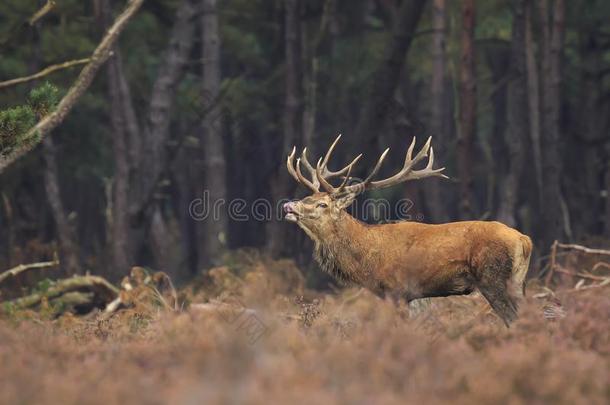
(284, 201), (297, 213)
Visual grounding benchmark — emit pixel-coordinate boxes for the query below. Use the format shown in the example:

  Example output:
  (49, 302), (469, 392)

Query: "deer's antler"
(287, 134), (361, 193)
(287, 135), (447, 195)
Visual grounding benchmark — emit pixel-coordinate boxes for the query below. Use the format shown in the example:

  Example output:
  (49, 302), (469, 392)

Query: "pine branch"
(0, 58), (90, 90)
(0, 0), (145, 174)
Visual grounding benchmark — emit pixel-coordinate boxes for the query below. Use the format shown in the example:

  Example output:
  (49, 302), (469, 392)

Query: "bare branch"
(554, 266), (609, 282)
(0, 58), (90, 90)
(28, 0), (57, 26)
(0, 259), (59, 285)
(545, 240), (610, 287)
(0, 0), (145, 174)
(592, 262), (610, 272)
(555, 242), (610, 256)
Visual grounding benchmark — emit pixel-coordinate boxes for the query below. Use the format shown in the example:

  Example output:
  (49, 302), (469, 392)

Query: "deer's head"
(283, 135), (447, 236)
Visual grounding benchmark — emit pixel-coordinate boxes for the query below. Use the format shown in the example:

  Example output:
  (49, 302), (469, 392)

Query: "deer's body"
(310, 210), (532, 305)
(284, 135), (533, 325)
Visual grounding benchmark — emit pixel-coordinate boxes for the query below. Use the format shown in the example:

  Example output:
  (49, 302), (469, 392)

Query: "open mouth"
(283, 202), (299, 222)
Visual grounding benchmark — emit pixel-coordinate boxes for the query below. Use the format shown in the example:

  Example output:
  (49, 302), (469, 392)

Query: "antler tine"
(370, 137), (447, 190)
(316, 157), (336, 193)
(320, 134), (342, 170)
(287, 147), (319, 192)
(295, 158), (320, 192)
(363, 148), (390, 184)
(340, 148), (389, 194)
(406, 136), (432, 167)
(409, 146), (449, 180)
(286, 147), (300, 183)
(405, 137), (416, 164)
(337, 153), (362, 191)
(317, 134), (356, 178)
(300, 148), (314, 171)
(300, 148), (321, 189)
(316, 152), (363, 193)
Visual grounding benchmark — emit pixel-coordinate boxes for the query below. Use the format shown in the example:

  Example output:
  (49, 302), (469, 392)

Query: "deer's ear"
(333, 192), (357, 210)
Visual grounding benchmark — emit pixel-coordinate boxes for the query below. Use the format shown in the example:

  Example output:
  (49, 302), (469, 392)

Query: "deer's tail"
(512, 235), (533, 297)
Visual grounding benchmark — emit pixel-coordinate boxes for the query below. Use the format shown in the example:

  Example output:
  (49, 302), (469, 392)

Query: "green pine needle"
(0, 82), (60, 155)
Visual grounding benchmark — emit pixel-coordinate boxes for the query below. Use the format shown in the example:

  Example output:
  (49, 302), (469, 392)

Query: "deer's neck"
(312, 212), (376, 286)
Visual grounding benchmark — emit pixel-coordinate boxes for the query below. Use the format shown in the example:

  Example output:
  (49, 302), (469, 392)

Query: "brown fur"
(287, 193), (533, 326)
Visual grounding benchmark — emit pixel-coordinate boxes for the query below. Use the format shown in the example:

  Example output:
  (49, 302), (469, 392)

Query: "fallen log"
(4, 275), (118, 310)
(48, 292), (95, 312)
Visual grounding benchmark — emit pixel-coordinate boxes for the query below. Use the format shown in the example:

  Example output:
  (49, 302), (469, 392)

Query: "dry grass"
(1, 253), (609, 404)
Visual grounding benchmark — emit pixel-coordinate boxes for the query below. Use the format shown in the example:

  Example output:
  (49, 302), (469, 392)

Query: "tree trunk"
(538, 0), (567, 248)
(106, 53), (133, 276)
(35, 0), (80, 276)
(130, 0), (199, 222)
(569, 21), (606, 237)
(424, 0), (448, 223)
(267, 0), (303, 257)
(606, 150), (610, 238)
(497, 0), (528, 227)
(122, 0), (198, 273)
(457, 0), (477, 219)
(198, 0), (227, 268)
(301, 0), (334, 148)
(150, 206), (174, 273)
(42, 137), (81, 275)
(524, 1), (543, 204)
(483, 41), (509, 221)
(352, 0), (427, 159)
(99, 0), (137, 278)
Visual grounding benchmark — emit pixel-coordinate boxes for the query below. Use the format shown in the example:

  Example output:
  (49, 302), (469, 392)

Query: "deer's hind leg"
(472, 245), (519, 327)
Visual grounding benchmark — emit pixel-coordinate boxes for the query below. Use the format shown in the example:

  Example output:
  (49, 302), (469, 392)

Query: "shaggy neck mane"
(310, 211), (369, 285)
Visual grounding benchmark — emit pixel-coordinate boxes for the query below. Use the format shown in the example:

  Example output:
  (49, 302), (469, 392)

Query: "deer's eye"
(317, 202), (328, 208)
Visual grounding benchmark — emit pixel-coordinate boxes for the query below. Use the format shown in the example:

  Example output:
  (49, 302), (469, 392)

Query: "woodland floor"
(0, 252), (609, 404)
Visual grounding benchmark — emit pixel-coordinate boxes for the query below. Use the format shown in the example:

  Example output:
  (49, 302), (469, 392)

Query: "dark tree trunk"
(267, 0), (303, 257)
(483, 41), (509, 221)
(100, 0), (138, 278)
(352, 0), (427, 159)
(424, 0), (448, 223)
(606, 152), (610, 238)
(105, 52), (133, 277)
(42, 137), (81, 275)
(524, 1), (543, 204)
(98, 0), (199, 275)
(497, 0), (528, 227)
(174, 117), (198, 277)
(35, 0), (80, 275)
(568, 20), (607, 237)
(130, 0), (199, 222)
(198, 0), (227, 268)
(457, 0), (477, 220)
(119, 0), (198, 273)
(538, 0), (567, 248)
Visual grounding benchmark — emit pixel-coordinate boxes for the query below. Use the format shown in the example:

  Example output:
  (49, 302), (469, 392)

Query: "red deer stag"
(283, 135), (532, 326)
